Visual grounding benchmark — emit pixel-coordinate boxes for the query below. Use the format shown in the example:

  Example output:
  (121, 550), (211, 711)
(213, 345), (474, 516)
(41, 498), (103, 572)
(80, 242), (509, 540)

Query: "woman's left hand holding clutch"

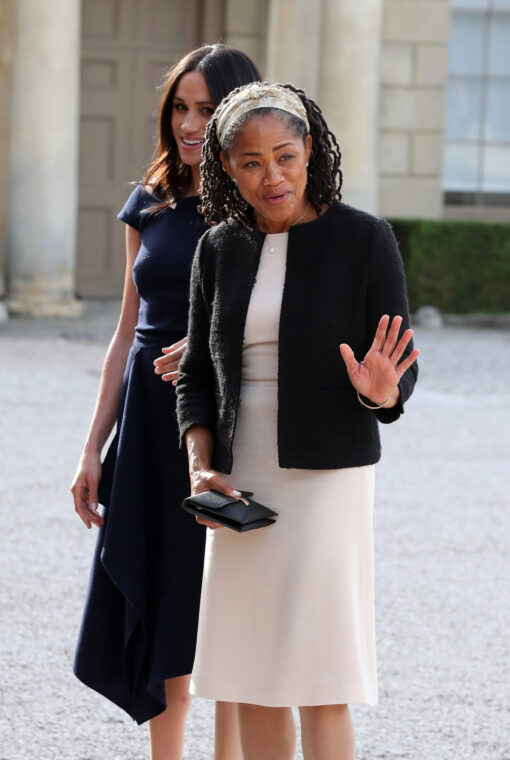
(339, 315), (420, 408)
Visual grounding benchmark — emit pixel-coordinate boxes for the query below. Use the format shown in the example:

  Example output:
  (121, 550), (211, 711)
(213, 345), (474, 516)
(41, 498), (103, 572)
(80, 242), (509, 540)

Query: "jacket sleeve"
(175, 232), (217, 446)
(365, 218), (418, 424)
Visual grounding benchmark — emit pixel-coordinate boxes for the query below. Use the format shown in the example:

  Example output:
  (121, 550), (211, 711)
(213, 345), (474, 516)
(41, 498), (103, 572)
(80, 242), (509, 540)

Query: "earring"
(306, 162), (309, 168)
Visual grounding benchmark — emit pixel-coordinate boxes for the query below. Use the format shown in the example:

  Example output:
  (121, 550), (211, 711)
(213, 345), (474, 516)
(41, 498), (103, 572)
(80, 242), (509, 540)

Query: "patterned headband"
(216, 82), (310, 148)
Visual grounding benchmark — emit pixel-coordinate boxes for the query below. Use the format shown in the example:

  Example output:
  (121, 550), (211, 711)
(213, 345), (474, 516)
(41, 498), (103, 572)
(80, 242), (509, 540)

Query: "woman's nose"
(182, 110), (200, 134)
(264, 164), (284, 186)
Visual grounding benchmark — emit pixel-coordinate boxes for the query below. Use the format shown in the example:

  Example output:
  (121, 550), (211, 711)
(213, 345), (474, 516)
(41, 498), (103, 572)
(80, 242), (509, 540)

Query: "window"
(443, 0), (510, 204)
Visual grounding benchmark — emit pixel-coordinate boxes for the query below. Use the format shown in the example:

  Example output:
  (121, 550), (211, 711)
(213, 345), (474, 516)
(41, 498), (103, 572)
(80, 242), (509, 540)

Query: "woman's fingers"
(161, 337), (187, 354)
(155, 337), (187, 369)
(209, 474), (241, 499)
(154, 337), (188, 376)
(71, 480), (90, 527)
(72, 486), (104, 529)
(154, 354), (180, 374)
(72, 486), (91, 529)
(382, 315), (403, 356)
(396, 348), (420, 376)
(390, 328), (414, 363)
(193, 473), (241, 530)
(162, 370), (179, 383)
(339, 343), (359, 375)
(71, 475), (104, 529)
(195, 516), (223, 529)
(86, 484), (104, 527)
(370, 314), (390, 352)
(192, 470), (241, 499)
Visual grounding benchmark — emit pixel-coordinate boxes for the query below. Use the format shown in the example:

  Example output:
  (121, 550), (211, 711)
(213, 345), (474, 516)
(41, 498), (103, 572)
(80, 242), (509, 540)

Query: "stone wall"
(378, 0), (450, 218)
(223, 0), (269, 76)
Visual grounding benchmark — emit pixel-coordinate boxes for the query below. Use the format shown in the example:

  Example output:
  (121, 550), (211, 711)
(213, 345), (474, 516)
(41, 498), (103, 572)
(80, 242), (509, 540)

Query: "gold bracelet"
(356, 390), (392, 410)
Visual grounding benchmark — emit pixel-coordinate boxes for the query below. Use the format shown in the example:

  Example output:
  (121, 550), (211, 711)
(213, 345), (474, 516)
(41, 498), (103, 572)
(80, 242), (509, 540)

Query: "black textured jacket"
(176, 202), (417, 474)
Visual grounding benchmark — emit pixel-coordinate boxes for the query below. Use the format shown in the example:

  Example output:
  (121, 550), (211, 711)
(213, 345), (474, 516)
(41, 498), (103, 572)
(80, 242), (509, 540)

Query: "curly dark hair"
(199, 82), (343, 227)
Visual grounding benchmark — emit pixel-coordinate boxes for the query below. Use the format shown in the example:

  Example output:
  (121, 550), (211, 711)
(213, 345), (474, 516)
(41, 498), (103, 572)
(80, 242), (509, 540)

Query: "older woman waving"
(176, 82), (419, 760)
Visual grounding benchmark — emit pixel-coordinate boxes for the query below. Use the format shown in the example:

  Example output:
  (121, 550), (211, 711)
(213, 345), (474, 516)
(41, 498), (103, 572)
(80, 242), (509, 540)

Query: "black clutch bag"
(182, 490), (278, 532)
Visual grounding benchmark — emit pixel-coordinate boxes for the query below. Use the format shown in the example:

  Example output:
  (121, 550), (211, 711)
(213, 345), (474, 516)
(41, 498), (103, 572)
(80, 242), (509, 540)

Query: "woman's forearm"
(82, 331), (134, 456)
(185, 425), (214, 476)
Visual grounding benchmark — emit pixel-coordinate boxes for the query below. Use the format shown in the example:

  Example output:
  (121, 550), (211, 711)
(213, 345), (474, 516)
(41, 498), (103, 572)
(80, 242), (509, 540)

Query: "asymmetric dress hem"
(73, 186), (207, 724)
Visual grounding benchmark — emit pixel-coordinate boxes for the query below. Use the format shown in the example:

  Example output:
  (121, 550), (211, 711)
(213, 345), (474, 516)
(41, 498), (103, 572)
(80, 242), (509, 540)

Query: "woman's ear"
(220, 151), (234, 179)
(304, 134), (312, 164)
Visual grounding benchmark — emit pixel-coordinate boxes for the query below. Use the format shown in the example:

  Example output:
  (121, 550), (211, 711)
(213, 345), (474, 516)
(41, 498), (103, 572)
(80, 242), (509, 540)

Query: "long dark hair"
(200, 82), (343, 227)
(143, 45), (261, 203)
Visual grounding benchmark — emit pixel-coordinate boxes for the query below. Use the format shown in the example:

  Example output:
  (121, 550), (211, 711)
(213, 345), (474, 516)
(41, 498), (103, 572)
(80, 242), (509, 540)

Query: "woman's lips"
(264, 191), (289, 205)
(180, 136), (204, 151)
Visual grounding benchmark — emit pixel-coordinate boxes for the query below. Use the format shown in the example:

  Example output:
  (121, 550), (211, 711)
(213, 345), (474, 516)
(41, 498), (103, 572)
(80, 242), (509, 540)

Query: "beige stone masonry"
(380, 133), (410, 174)
(416, 44), (448, 86)
(384, 1), (449, 43)
(379, 176), (443, 217)
(412, 133), (444, 175)
(223, 0), (269, 75)
(226, 0), (269, 36)
(319, 0), (383, 214)
(382, 45), (414, 85)
(378, 0), (450, 218)
(266, 0), (324, 96)
(381, 88), (446, 130)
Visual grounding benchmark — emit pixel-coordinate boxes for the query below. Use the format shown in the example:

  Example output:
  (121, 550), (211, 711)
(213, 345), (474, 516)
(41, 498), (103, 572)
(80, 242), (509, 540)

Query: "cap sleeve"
(117, 184), (154, 230)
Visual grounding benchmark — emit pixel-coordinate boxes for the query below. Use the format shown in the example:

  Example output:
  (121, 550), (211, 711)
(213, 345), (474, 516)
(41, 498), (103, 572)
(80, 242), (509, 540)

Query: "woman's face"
(172, 71), (215, 168)
(220, 113), (312, 233)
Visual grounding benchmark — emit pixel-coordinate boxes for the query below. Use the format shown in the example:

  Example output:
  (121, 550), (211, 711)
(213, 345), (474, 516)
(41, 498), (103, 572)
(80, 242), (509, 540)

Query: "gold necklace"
(257, 203), (311, 253)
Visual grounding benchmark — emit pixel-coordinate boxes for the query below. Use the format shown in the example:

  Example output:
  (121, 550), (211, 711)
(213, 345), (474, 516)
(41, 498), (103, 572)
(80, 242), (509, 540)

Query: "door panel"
(77, 0), (201, 297)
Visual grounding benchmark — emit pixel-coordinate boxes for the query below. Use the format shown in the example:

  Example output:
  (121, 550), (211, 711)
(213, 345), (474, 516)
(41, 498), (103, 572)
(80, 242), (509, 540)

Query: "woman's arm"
(176, 233), (239, 528)
(70, 225), (141, 528)
(176, 233), (218, 445)
(366, 220), (419, 421)
(339, 219), (419, 422)
(185, 424), (240, 529)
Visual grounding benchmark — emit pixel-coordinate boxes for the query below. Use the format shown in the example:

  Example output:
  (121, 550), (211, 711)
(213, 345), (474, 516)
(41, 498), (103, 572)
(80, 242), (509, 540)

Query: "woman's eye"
(202, 107), (214, 116)
(174, 103), (186, 111)
(280, 153), (295, 162)
(244, 161), (260, 169)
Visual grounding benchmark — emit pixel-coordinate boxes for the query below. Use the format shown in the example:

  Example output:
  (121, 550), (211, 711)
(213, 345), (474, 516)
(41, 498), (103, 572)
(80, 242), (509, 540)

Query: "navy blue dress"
(74, 186), (207, 724)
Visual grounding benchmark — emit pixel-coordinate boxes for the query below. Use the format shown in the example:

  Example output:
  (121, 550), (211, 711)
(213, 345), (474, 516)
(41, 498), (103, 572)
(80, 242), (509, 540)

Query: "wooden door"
(77, 0), (201, 297)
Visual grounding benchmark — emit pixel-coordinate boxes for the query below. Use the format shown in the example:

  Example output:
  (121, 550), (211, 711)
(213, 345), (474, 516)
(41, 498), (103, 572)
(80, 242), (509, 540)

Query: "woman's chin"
(258, 202), (295, 223)
(177, 149), (202, 169)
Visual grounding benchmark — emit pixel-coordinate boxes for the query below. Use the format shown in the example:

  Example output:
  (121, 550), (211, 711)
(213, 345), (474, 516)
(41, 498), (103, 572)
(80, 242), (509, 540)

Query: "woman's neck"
(255, 201), (314, 234)
(185, 164), (201, 198)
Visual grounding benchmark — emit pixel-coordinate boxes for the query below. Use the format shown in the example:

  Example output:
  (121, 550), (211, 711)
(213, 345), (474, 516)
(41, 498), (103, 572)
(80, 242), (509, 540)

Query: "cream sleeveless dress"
(189, 233), (378, 707)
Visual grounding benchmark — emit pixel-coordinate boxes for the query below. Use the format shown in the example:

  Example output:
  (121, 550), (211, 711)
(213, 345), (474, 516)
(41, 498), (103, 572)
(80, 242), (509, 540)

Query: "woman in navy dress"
(70, 44), (260, 759)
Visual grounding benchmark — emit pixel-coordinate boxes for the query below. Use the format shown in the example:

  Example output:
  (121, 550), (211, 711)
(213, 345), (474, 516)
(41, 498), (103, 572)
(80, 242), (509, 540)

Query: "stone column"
(0, 0), (14, 320)
(223, 0), (269, 77)
(6, 0), (82, 316)
(319, 0), (383, 214)
(266, 0), (324, 98)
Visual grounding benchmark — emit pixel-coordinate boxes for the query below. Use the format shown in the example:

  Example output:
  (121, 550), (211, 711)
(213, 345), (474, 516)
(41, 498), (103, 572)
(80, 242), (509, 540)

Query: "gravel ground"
(1, 304), (509, 760)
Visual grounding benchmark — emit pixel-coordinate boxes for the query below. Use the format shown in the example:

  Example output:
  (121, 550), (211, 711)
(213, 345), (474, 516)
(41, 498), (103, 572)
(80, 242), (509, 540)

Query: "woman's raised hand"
(339, 315), (419, 406)
(191, 469), (242, 530)
(70, 453), (104, 529)
(153, 336), (187, 383)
